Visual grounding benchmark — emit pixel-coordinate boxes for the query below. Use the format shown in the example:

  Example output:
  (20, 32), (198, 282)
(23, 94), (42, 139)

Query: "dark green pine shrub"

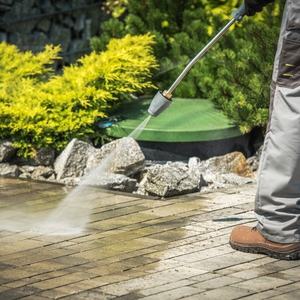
(90, 0), (213, 98)
(199, 2), (284, 133)
(92, 0), (283, 133)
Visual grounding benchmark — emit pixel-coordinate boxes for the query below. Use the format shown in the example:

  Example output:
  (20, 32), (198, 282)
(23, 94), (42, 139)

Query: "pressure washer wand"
(148, 3), (246, 117)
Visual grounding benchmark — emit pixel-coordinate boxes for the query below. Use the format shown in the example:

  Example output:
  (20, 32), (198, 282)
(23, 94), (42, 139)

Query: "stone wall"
(0, 0), (109, 67)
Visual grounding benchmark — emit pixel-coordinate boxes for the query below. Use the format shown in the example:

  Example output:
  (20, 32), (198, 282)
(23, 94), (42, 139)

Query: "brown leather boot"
(229, 225), (300, 260)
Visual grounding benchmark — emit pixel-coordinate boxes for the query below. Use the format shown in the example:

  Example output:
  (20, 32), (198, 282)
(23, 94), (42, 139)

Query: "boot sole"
(229, 241), (300, 260)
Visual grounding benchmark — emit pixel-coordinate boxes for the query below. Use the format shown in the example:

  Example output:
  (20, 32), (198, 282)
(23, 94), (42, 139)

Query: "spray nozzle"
(148, 90), (173, 117)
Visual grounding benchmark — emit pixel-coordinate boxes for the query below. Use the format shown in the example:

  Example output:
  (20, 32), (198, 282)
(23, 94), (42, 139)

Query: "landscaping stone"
(197, 151), (255, 179)
(201, 173), (254, 192)
(247, 145), (263, 172)
(0, 139), (16, 163)
(59, 177), (81, 186)
(0, 136), (258, 197)
(85, 137), (146, 176)
(10, 147), (55, 166)
(54, 139), (95, 180)
(18, 165), (35, 180)
(31, 166), (55, 180)
(0, 163), (20, 177)
(192, 151), (255, 193)
(137, 161), (201, 198)
(19, 172), (31, 179)
(33, 147), (56, 166)
(83, 172), (137, 193)
(19, 165), (35, 174)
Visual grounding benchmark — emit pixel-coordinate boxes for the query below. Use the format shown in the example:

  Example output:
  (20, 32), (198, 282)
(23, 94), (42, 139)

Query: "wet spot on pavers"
(2, 178), (297, 300)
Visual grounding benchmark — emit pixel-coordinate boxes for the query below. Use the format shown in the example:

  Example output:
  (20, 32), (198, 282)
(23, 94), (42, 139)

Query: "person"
(230, 0), (300, 260)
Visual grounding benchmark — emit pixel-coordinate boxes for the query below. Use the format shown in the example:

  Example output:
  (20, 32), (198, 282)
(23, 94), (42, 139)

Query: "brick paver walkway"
(1, 177), (300, 299)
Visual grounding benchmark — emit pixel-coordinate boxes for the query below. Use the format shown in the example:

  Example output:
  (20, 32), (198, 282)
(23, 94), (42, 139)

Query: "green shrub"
(198, 2), (284, 133)
(91, 0), (245, 96)
(93, 0), (283, 133)
(0, 34), (158, 157)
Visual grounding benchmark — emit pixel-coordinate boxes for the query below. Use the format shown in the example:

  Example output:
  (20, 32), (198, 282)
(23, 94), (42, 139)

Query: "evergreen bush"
(92, 0), (283, 133)
(91, 0), (248, 94)
(198, 2), (284, 133)
(0, 34), (157, 157)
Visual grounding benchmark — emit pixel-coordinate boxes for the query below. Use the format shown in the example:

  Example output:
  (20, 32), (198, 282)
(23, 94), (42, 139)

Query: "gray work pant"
(255, 0), (300, 243)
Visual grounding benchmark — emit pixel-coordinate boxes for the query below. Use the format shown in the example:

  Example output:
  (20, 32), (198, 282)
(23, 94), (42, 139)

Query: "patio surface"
(1, 176), (300, 299)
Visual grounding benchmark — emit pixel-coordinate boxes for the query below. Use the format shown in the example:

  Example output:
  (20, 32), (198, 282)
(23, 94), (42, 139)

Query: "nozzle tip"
(148, 91), (172, 117)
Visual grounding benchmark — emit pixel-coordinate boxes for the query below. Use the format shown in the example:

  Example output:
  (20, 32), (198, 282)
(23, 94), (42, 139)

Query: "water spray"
(148, 3), (246, 117)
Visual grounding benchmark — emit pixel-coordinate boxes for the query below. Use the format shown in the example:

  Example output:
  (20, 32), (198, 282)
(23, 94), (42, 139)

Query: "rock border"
(0, 137), (260, 198)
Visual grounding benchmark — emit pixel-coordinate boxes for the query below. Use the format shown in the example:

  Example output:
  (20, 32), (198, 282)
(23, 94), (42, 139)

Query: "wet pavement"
(1, 176), (300, 299)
